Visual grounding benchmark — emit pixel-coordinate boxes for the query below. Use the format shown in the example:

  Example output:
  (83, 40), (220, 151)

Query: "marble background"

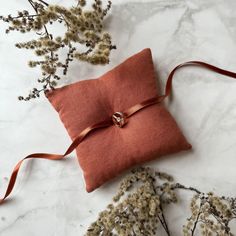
(0, 0), (236, 235)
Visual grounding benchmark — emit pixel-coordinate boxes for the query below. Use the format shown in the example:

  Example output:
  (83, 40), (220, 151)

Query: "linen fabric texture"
(46, 48), (191, 192)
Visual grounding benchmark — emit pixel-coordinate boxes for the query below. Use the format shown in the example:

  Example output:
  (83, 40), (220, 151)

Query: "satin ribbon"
(1, 61), (236, 204)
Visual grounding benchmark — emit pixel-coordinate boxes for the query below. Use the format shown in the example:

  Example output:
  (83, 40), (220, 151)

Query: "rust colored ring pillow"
(1, 48), (236, 204)
(46, 48), (191, 192)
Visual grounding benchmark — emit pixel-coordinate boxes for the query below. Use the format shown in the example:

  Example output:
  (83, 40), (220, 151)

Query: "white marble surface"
(0, 0), (236, 235)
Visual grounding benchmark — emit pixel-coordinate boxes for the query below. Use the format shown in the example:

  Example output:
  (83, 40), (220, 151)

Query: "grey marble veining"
(0, 0), (236, 235)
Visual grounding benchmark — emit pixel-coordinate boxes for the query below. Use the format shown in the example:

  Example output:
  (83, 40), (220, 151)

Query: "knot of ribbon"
(1, 61), (236, 205)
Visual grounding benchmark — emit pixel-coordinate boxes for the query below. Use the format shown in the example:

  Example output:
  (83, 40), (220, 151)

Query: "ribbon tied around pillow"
(1, 61), (236, 205)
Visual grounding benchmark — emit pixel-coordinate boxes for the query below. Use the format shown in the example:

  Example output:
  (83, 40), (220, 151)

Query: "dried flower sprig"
(0, 0), (115, 100)
(86, 167), (177, 236)
(182, 192), (235, 236)
(86, 167), (236, 236)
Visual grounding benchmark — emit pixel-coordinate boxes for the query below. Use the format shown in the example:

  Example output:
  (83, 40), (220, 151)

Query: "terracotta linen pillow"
(46, 48), (192, 192)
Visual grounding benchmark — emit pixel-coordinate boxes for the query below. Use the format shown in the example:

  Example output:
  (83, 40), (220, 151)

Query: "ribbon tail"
(0, 119), (112, 204)
(164, 61), (236, 98)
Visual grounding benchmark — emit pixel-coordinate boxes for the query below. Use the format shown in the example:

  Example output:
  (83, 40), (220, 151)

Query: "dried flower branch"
(0, 0), (115, 100)
(85, 167), (236, 236)
(182, 192), (235, 236)
(86, 167), (177, 236)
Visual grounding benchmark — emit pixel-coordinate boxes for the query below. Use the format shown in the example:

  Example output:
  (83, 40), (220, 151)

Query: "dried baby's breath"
(0, 0), (115, 100)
